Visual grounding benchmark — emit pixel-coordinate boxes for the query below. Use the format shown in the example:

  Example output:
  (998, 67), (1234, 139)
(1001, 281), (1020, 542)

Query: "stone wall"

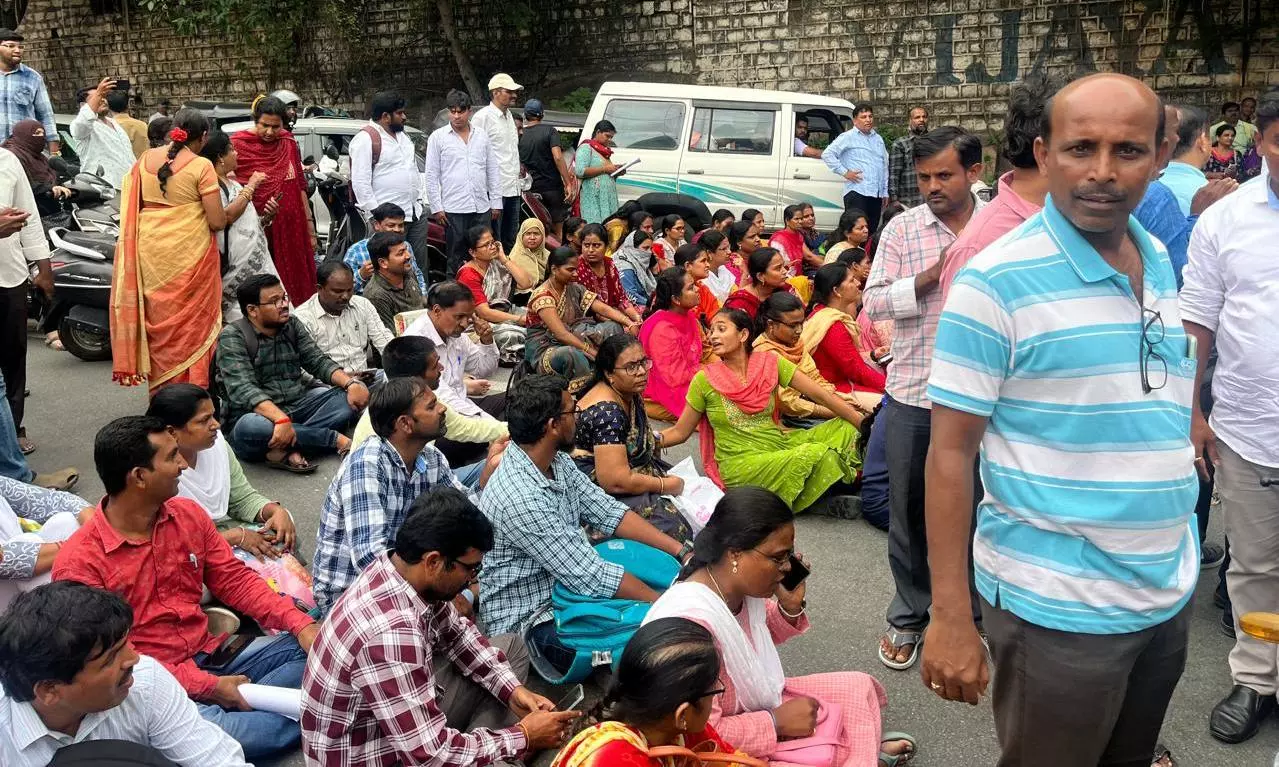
(18, 0), (1279, 133)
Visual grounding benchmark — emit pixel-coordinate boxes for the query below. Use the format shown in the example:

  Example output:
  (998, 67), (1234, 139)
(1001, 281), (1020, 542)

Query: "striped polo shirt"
(928, 195), (1199, 635)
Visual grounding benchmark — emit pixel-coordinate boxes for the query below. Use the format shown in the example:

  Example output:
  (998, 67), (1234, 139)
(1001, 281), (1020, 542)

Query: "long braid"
(156, 138), (184, 196)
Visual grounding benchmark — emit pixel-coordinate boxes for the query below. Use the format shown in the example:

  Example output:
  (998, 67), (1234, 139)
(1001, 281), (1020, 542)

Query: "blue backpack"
(531, 539), (681, 684)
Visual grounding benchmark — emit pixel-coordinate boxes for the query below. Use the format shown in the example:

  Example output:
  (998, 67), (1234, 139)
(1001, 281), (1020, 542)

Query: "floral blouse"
(576, 258), (635, 314)
(0, 475), (86, 580)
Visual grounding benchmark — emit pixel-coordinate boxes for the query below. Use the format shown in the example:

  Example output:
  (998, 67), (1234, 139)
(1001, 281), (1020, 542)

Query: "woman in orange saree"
(110, 109), (227, 391)
(230, 95), (318, 303)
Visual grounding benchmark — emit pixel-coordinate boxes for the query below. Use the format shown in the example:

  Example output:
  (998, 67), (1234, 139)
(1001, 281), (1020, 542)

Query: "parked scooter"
(40, 227), (115, 362)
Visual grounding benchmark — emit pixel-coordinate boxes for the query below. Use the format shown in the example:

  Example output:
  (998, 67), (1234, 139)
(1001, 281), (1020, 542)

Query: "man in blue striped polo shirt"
(920, 74), (1199, 766)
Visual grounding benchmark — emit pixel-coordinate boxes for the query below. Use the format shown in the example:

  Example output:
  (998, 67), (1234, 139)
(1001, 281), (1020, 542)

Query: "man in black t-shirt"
(518, 99), (576, 240)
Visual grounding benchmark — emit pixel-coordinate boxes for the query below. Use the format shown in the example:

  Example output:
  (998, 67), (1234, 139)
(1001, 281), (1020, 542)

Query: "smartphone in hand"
(780, 554), (810, 592)
(555, 683), (585, 712)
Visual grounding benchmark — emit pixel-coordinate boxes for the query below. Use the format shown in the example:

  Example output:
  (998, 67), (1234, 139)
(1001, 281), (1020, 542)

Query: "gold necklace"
(706, 568), (729, 604)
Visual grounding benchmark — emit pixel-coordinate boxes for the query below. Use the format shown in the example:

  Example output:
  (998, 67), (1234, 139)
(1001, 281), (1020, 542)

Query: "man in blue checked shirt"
(0, 30), (56, 150)
(311, 377), (502, 615)
(343, 202), (427, 295)
(822, 103), (889, 232)
(477, 375), (687, 675)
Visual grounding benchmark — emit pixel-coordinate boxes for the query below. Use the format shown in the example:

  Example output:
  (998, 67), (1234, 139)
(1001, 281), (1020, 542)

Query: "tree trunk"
(435, 0), (485, 104)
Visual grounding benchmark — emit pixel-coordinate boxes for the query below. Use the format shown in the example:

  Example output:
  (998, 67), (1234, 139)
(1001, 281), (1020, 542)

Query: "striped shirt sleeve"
(927, 270), (1014, 417)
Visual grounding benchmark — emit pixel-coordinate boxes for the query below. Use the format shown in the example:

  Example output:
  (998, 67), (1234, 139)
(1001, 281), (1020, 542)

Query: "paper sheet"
(610, 157), (641, 178)
(240, 684), (302, 720)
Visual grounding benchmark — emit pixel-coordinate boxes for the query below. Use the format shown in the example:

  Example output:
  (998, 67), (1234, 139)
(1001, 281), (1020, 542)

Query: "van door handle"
(686, 169), (704, 175)
(793, 172), (810, 180)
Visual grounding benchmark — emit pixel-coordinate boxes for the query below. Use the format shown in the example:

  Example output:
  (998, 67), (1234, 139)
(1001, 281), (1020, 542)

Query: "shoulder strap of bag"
(233, 317), (259, 361)
(362, 125), (382, 170)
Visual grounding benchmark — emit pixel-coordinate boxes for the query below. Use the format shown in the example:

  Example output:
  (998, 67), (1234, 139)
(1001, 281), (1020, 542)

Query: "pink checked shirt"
(863, 194), (984, 409)
(939, 172), (1043, 302)
(300, 554), (526, 767)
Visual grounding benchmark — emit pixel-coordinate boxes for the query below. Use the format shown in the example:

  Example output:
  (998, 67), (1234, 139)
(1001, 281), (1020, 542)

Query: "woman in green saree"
(657, 307), (863, 513)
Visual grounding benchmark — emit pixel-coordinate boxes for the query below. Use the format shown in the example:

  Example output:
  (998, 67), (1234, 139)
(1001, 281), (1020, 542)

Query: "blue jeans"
(229, 386), (355, 462)
(454, 460), (484, 490)
(196, 634), (307, 759)
(0, 371), (31, 482)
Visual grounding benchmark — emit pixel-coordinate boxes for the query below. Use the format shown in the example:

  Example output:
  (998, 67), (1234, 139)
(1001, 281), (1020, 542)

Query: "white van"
(582, 82), (857, 230)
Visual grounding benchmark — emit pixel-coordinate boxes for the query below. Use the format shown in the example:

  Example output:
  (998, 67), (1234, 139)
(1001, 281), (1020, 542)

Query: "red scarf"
(586, 139), (614, 159)
(697, 350), (782, 488)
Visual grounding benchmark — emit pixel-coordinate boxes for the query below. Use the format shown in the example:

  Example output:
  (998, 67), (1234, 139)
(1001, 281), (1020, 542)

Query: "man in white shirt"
(471, 73), (523, 253)
(1184, 96), (1279, 746)
(0, 147), (49, 459)
(349, 91), (431, 279)
(0, 581), (249, 767)
(406, 281), (505, 468)
(69, 78), (136, 190)
(426, 89), (501, 278)
(294, 261), (394, 383)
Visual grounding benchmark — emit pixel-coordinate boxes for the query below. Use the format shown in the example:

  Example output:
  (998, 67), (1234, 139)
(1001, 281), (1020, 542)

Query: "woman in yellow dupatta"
(111, 109), (227, 391)
(553, 618), (762, 767)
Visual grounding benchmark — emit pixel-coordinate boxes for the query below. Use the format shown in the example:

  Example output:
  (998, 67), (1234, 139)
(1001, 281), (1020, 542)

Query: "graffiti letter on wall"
(964, 9), (1022, 83)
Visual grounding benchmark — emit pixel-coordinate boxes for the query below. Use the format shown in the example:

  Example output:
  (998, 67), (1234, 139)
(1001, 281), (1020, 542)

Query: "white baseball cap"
(487, 73), (523, 91)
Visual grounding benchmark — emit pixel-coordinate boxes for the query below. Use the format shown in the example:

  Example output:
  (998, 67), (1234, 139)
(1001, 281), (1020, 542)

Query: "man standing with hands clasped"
(921, 73), (1198, 766)
(426, 89), (501, 277)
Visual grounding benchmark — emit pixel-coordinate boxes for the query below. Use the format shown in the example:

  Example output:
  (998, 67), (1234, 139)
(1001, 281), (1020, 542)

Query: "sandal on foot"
(878, 626), (923, 670)
(879, 731), (918, 766)
(33, 467), (79, 491)
(17, 436), (35, 455)
(265, 453), (317, 474)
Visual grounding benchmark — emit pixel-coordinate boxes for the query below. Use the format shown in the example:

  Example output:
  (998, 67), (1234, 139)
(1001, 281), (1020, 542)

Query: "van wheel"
(59, 315), (112, 362)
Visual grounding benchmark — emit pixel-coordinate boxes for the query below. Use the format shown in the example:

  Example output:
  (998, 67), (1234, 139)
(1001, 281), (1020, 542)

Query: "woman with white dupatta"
(645, 486), (916, 767)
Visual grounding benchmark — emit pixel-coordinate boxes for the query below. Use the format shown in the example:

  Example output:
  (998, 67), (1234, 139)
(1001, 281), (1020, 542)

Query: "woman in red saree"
(552, 617), (760, 767)
(110, 109), (226, 391)
(230, 96), (318, 303)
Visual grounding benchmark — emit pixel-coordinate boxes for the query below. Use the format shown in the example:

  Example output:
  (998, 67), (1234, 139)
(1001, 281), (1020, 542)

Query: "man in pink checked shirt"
(938, 76), (1058, 301)
(862, 126), (984, 672)
(301, 487), (577, 767)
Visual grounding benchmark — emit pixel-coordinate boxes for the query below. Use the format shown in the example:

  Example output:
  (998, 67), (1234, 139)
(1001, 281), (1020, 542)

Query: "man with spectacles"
(216, 274), (368, 471)
(0, 30), (56, 151)
(478, 375), (686, 676)
(1182, 95), (1279, 746)
(303, 487), (578, 767)
(921, 74), (1198, 765)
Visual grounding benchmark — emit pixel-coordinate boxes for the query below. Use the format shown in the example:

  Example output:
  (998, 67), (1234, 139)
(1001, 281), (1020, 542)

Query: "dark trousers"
(435, 392), (507, 468)
(844, 190), (883, 234)
(983, 597), (1190, 767)
(445, 211), (489, 278)
(49, 740), (180, 766)
(406, 215), (432, 284)
(859, 396), (890, 531)
(0, 283), (27, 433)
(494, 195), (522, 253)
(228, 386), (356, 462)
(883, 395), (980, 630)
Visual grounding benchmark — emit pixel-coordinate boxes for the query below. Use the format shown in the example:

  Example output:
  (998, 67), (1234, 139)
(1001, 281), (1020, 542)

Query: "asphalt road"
(19, 340), (1279, 767)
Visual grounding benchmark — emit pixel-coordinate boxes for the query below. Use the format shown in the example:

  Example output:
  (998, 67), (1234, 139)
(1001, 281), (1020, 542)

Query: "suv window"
(688, 107), (775, 155)
(600, 99), (686, 151)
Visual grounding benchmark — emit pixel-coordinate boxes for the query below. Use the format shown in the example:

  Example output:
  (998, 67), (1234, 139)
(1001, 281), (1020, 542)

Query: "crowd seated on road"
(11, 70), (1275, 767)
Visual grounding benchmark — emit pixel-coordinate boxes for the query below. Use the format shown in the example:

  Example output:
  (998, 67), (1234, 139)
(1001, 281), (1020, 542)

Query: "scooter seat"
(61, 231), (117, 260)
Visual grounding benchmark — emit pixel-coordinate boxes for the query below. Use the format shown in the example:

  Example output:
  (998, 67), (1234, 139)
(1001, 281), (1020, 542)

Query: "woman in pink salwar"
(646, 486), (917, 767)
(639, 268), (711, 421)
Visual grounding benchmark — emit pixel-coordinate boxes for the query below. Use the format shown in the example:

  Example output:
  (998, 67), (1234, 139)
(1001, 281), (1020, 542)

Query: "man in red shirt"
(53, 416), (319, 760)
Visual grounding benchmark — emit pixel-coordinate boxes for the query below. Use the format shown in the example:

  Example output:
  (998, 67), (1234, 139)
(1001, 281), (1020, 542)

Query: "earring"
(732, 558), (738, 574)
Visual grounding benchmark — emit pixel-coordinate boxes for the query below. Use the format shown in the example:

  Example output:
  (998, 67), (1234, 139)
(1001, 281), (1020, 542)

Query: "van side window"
(688, 107), (775, 155)
(600, 99), (686, 151)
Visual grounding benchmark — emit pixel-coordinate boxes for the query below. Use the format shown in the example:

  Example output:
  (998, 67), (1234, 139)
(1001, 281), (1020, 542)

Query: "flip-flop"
(265, 455), (317, 474)
(17, 436), (35, 455)
(879, 731), (918, 766)
(1151, 743), (1175, 767)
(33, 467), (79, 491)
(878, 626), (923, 670)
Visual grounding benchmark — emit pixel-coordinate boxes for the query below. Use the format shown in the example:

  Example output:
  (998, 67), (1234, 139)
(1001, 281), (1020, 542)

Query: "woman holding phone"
(645, 487), (917, 767)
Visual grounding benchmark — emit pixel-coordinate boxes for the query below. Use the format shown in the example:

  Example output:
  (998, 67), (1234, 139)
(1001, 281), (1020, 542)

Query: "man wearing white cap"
(471, 73), (523, 253)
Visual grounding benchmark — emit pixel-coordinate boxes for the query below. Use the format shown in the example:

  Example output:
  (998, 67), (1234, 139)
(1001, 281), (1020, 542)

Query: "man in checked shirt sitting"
(301, 487), (577, 767)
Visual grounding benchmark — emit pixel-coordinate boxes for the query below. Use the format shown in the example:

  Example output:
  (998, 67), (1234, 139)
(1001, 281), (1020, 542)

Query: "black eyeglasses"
(690, 687), (726, 701)
(619, 358), (654, 376)
(560, 407), (582, 418)
(752, 548), (792, 568)
(767, 316), (804, 332)
(451, 559), (483, 579)
(1140, 308), (1166, 394)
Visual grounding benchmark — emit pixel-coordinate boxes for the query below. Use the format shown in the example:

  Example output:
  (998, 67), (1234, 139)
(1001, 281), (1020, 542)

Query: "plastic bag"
(665, 457), (724, 534)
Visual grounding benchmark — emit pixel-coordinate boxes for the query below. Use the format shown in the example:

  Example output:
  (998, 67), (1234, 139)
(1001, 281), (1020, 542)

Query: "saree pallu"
(230, 130), (316, 302)
(554, 721), (748, 767)
(110, 152), (222, 389)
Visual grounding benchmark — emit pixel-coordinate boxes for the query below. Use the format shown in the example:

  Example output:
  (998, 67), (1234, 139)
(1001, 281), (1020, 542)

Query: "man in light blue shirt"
(920, 74), (1197, 766)
(821, 103), (889, 231)
(1160, 104), (1211, 216)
